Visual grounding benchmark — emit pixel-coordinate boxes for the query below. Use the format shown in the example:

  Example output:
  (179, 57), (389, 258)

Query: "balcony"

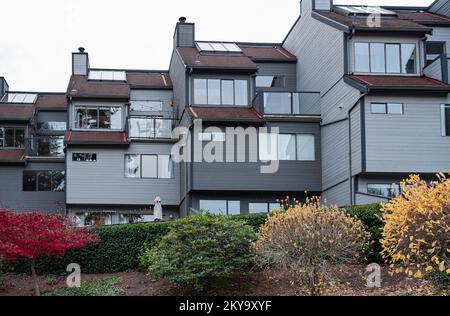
(127, 116), (176, 140)
(253, 92), (320, 116)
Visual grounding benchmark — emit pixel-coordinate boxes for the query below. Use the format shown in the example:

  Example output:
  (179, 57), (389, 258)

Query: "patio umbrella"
(154, 196), (163, 221)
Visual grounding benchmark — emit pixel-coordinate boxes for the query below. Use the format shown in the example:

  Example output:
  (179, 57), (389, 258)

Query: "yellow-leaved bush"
(381, 173), (450, 278)
(252, 197), (371, 296)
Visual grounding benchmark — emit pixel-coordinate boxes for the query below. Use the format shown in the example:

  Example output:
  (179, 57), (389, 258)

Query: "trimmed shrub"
(253, 197), (371, 296)
(381, 173), (450, 280)
(140, 213), (257, 291)
(342, 204), (383, 262)
(10, 213), (263, 275)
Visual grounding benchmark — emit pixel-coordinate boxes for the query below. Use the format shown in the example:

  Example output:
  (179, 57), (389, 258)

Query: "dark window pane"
(23, 171), (36, 191)
(98, 107), (111, 128)
(14, 129), (25, 148)
(75, 107), (88, 128)
(51, 171), (65, 192)
(86, 108), (99, 128)
(446, 107), (450, 136)
(37, 171), (52, 191)
(4, 128), (14, 147)
(72, 153), (97, 162)
(37, 137), (64, 157)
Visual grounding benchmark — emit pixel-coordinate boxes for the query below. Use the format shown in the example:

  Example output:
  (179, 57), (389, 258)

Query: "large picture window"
(354, 42), (417, 74)
(258, 133), (315, 161)
(199, 200), (241, 215)
(75, 106), (122, 129)
(367, 184), (400, 198)
(36, 136), (65, 157)
(193, 78), (248, 106)
(125, 154), (173, 179)
(23, 170), (65, 192)
(0, 127), (25, 148)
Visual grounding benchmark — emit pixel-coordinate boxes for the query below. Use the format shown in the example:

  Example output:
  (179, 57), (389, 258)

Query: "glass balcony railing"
(253, 92), (320, 116)
(128, 117), (175, 139)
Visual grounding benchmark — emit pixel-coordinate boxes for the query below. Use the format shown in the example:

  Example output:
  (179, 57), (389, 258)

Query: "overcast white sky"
(0, 0), (435, 92)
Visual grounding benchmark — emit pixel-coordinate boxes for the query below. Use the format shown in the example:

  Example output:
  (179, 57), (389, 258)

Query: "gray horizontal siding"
(66, 143), (180, 205)
(0, 162), (65, 213)
(365, 94), (450, 173)
(424, 57), (443, 82)
(129, 89), (173, 117)
(256, 62), (297, 91)
(355, 193), (387, 205)
(321, 179), (350, 207)
(169, 51), (186, 119)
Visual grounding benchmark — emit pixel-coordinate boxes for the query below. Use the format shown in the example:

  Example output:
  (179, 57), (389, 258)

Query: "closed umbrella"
(154, 196), (163, 221)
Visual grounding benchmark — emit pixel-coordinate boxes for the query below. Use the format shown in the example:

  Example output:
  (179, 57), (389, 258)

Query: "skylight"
(88, 70), (127, 81)
(337, 6), (396, 16)
(197, 42), (242, 53)
(0, 93), (38, 104)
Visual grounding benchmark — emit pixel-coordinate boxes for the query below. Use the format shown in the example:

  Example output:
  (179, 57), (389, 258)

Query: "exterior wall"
(66, 143), (180, 206)
(169, 51), (187, 119)
(424, 57), (443, 81)
(72, 53), (88, 75)
(130, 89), (174, 116)
(190, 121), (322, 192)
(364, 93), (450, 173)
(427, 27), (450, 58)
(255, 62), (297, 92)
(350, 102), (363, 176)
(0, 162), (65, 213)
(321, 180), (351, 207)
(283, 0), (345, 95)
(429, 0), (450, 17)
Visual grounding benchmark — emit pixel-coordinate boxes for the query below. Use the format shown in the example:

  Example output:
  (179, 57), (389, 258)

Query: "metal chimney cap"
(178, 17), (187, 23)
(78, 47), (85, 53)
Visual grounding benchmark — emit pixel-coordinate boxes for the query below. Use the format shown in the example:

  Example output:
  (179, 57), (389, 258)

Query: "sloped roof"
(0, 149), (26, 164)
(315, 10), (433, 33)
(64, 131), (129, 146)
(395, 11), (450, 25)
(35, 94), (67, 110)
(238, 46), (297, 62)
(177, 47), (257, 71)
(0, 105), (36, 121)
(127, 72), (172, 89)
(346, 75), (450, 91)
(185, 107), (265, 122)
(67, 75), (131, 99)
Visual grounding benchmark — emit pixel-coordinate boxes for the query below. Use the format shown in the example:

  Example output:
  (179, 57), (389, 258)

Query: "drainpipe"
(347, 90), (368, 205)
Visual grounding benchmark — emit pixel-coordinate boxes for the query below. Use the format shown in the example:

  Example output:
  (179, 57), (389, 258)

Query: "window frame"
(74, 105), (123, 130)
(261, 133), (315, 162)
(442, 104), (450, 137)
(367, 183), (400, 198)
(193, 78), (249, 106)
(22, 170), (65, 192)
(354, 41), (418, 75)
(124, 154), (174, 179)
(248, 202), (281, 214)
(0, 127), (25, 148)
(72, 153), (97, 162)
(198, 200), (241, 215)
(371, 103), (404, 115)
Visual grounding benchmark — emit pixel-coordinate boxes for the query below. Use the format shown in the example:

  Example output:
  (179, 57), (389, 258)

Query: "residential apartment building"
(1, 0), (449, 224)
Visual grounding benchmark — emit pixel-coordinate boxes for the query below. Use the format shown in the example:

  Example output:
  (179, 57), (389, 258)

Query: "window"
(262, 92), (303, 115)
(75, 106), (122, 129)
(442, 104), (450, 136)
(255, 76), (285, 88)
(37, 121), (67, 131)
(88, 70), (126, 81)
(354, 42), (417, 74)
(0, 93), (37, 104)
(425, 42), (445, 66)
(130, 101), (163, 112)
(0, 127), (25, 148)
(259, 133), (315, 161)
(22, 171), (65, 192)
(199, 200), (241, 215)
(193, 79), (248, 106)
(128, 117), (172, 139)
(371, 103), (403, 115)
(367, 184), (399, 198)
(37, 136), (64, 157)
(197, 42), (242, 53)
(125, 154), (173, 179)
(72, 153), (97, 162)
(248, 202), (281, 214)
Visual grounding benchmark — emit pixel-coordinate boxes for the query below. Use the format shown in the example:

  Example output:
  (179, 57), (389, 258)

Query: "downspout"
(347, 90), (368, 205)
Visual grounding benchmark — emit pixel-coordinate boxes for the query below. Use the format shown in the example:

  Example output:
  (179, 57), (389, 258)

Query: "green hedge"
(341, 204), (384, 262)
(11, 213), (268, 275)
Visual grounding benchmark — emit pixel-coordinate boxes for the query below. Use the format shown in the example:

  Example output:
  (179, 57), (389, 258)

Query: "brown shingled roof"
(127, 73), (173, 89)
(315, 10), (432, 33)
(35, 95), (67, 110)
(239, 46), (297, 62)
(0, 149), (26, 164)
(185, 107), (265, 122)
(0, 105), (36, 121)
(396, 11), (450, 25)
(177, 48), (257, 71)
(346, 75), (450, 91)
(64, 130), (129, 145)
(67, 75), (130, 99)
